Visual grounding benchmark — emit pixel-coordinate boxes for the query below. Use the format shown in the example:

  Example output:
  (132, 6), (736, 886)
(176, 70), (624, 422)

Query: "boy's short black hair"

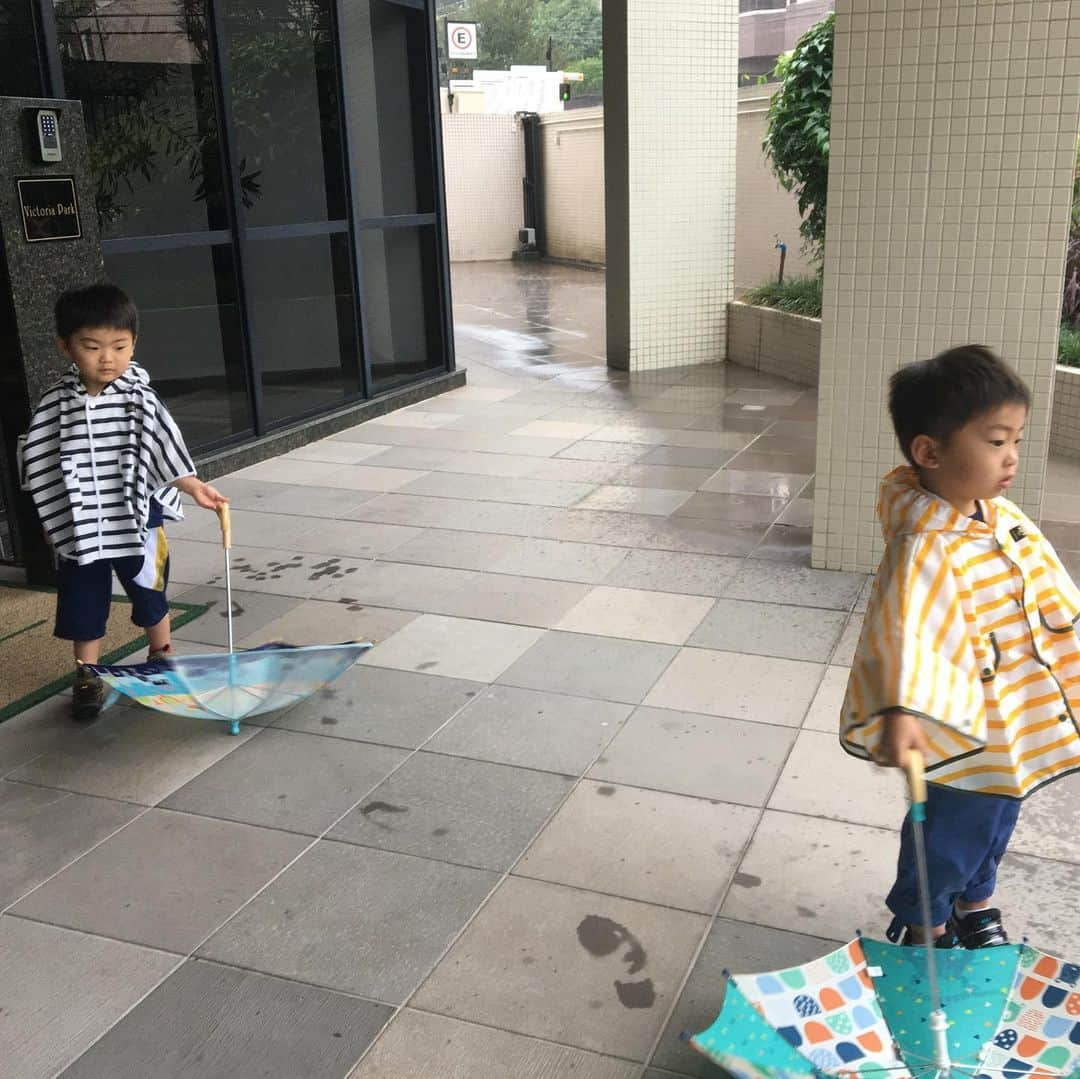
(888, 345), (1031, 465)
(54, 283), (138, 341)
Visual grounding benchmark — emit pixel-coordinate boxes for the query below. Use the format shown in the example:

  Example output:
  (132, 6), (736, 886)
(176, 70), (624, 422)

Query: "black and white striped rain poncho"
(18, 363), (195, 566)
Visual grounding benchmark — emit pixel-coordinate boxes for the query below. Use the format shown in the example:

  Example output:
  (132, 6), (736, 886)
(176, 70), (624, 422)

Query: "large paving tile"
(162, 729), (408, 836)
(803, 665), (851, 732)
(646, 518), (770, 557)
(400, 472), (594, 507)
(435, 573), (593, 628)
(413, 876), (709, 1060)
(688, 599), (846, 662)
(12, 808), (306, 953)
(538, 507), (664, 548)
(425, 685), (630, 775)
(350, 1009), (638, 1079)
(285, 438), (392, 464)
(329, 752), (573, 871)
(0, 781), (141, 909)
(994, 850), (1080, 957)
(383, 529), (525, 571)
(275, 665), (481, 747)
(312, 560), (478, 612)
(0, 917), (177, 1079)
(362, 614), (544, 682)
(720, 811), (897, 942)
(575, 486), (692, 516)
(588, 706), (796, 806)
(0, 694), (78, 777)
(644, 649), (821, 727)
(724, 560), (866, 611)
(199, 841), (498, 1002)
(61, 959), (392, 1079)
(235, 597), (418, 649)
(196, 546), (369, 598)
(699, 469), (809, 497)
(490, 537), (630, 584)
(752, 523), (814, 565)
(1010, 773), (1080, 863)
(555, 440), (653, 462)
(367, 408), (461, 428)
(650, 918), (842, 1079)
(555, 586), (714, 646)
(289, 520), (425, 560)
(498, 631), (677, 704)
(676, 492), (788, 525)
(170, 586), (304, 648)
(831, 614), (864, 666)
(7, 708), (258, 805)
(603, 549), (742, 597)
(526, 457), (629, 484)
(768, 730), (905, 830)
(610, 464), (718, 491)
(638, 445), (741, 468)
(516, 781), (758, 913)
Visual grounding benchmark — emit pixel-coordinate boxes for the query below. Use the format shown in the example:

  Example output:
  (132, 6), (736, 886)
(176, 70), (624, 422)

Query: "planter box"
(1052, 363), (1080, 460)
(726, 301), (820, 387)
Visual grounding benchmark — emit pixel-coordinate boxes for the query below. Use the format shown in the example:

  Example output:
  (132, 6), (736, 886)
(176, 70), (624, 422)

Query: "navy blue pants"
(886, 782), (1020, 928)
(54, 504), (171, 642)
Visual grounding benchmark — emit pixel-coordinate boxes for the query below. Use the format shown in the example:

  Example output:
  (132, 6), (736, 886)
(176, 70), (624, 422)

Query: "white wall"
(540, 108), (605, 265)
(441, 114), (525, 262)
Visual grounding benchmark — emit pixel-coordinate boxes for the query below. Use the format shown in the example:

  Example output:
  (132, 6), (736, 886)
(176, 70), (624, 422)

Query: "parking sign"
(447, 21), (478, 60)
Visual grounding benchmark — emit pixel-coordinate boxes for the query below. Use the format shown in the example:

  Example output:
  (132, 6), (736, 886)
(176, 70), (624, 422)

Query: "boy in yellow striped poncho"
(842, 345), (1080, 950)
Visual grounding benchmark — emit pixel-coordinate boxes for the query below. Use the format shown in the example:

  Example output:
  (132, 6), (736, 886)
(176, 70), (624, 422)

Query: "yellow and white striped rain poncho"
(841, 466), (1080, 799)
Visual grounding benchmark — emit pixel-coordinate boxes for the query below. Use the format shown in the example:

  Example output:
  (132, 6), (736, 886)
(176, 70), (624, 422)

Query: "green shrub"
(741, 276), (823, 318)
(1060, 324), (1080, 368)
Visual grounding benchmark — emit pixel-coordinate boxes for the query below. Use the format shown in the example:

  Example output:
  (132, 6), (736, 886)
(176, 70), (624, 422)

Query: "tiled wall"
(540, 109), (606, 265)
(814, 0), (1080, 573)
(606, 0), (739, 371)
(1052, 365), (1080, 460)
(441, 114), (524, 262)
(727, 302), (822, 384)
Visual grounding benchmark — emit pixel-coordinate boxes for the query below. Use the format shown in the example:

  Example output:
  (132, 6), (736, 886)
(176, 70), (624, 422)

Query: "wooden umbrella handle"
(903, 750), (927, 805)
(216, 503), (232, 550)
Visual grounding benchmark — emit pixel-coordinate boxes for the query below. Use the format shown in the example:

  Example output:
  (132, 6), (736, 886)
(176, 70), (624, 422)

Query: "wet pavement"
(1, 260), (1079, 1077)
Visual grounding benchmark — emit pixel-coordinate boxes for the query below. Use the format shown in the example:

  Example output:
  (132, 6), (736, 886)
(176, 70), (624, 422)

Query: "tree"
(762, 13), (833, 261)
(563, 54), (602, 94)
(532, 0), (601, 71)
(450, 0), (545, 71)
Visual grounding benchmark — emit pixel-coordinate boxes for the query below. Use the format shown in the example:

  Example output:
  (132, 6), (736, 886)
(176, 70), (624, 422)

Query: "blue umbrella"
(89, 505), (372, 734)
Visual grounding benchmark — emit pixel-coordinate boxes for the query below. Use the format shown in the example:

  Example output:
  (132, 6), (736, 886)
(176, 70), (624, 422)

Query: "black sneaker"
(899, 928), (963, 949)
(72, 665), (105, 722)
(948, 907), (1009, 949)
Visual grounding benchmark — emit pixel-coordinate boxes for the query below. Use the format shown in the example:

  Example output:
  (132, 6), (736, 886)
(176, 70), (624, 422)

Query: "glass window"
(243, 233), (360, 427)
(339, 0), (437, 219)
(225, 0), (361, 424)
(53, 0), (230, 237)
(53, 0), (252, 449)
(357, 225), (446, 390)
(104, 244), (251, 450)
(0, 1), (45, 97)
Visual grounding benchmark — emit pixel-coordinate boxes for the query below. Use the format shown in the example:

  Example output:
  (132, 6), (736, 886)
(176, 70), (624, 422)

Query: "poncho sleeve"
(143, 390), (196, 494)
(1030, 531), (1080, 633)
(840, 532), (987, 769)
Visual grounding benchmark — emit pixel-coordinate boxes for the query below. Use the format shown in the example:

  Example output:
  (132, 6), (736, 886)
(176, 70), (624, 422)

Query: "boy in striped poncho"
(842, 346), (1080, 950)
(18, 284), (227, 720)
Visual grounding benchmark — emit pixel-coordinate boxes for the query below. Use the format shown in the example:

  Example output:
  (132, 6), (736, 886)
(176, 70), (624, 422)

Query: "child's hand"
(174, 475), (228, 511)
(190, 482), (227, 511)
(874, 710), (929, 768)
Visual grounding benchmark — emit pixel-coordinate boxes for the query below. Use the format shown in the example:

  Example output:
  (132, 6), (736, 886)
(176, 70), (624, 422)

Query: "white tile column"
(814, 0), (1080, 572)
(604, 0), (739, 372)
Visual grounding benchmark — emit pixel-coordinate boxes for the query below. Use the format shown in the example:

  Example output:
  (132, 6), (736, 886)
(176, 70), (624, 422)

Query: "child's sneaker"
(72, 665), (105, 722)
(148, 643), (173, 663)
(899, 928), (963, 949)
(948, 907), (1009, 948)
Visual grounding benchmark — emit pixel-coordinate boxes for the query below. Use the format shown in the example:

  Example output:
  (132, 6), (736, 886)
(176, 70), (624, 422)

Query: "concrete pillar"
(603, 0), (739, 372)
(814, 0), (1080, 573)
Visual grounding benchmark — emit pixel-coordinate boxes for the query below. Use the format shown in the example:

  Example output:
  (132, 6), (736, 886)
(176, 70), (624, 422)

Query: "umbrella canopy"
(692, 936), (1080, 1079)
(88, 641), (371, 733)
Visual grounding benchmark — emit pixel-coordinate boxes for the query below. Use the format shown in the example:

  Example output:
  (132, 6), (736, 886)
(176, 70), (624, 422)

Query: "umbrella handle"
(902, 750), (927, 808)
(217, 503), (232, 550)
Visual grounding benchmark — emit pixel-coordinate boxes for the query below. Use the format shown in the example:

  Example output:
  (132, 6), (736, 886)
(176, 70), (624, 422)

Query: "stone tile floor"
(3, 260), (1080, 1077)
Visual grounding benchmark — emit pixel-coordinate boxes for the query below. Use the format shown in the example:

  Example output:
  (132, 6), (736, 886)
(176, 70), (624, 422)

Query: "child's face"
(59, 326), (136, 396)
(913, 401), (1027, 514)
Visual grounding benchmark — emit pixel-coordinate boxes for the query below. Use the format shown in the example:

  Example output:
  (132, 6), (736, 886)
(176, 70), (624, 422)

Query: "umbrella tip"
(679, 1030), (692, 1042)
(856, 928), (863, 938)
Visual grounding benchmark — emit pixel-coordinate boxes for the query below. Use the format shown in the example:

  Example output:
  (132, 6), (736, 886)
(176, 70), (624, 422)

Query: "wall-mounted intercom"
(33, 109), (62, 163)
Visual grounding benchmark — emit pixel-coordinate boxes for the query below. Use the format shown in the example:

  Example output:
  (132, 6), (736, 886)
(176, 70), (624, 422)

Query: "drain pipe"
(513, 111), (545, 261)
